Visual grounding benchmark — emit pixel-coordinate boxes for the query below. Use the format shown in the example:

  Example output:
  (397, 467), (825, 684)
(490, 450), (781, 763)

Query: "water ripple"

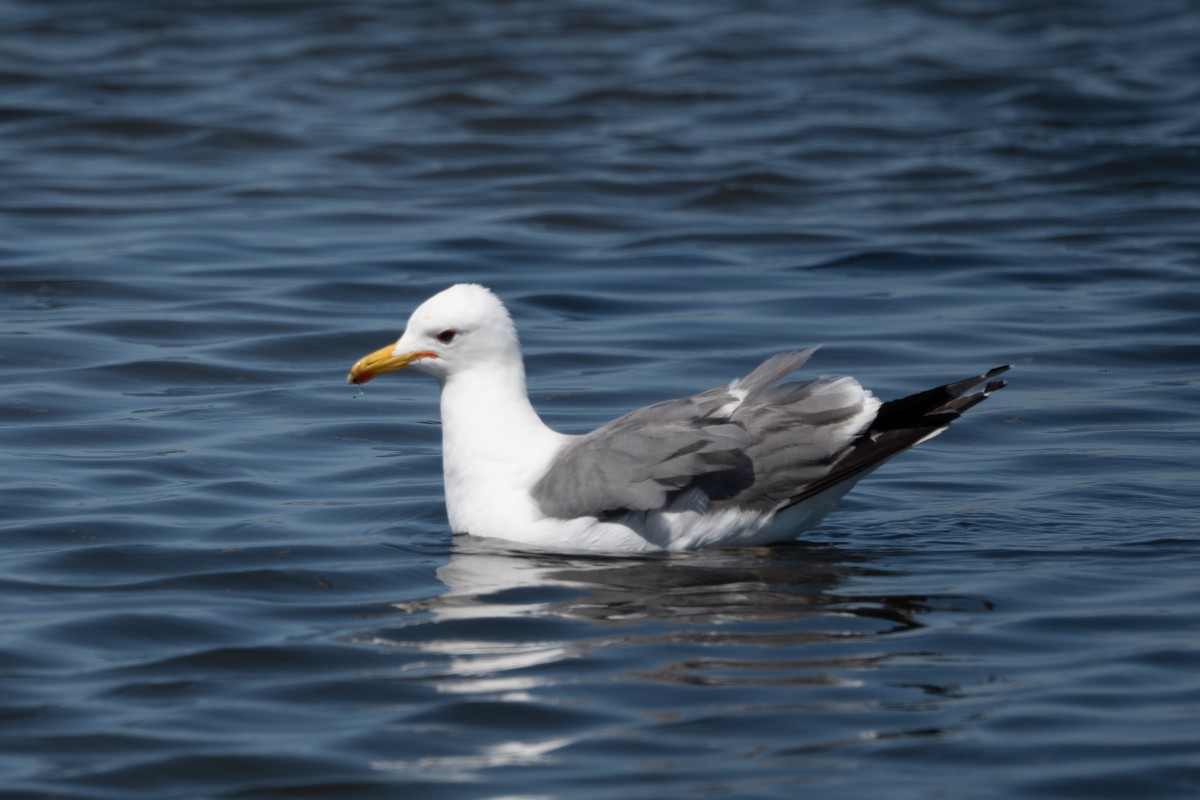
(3, 0), (1199, 797)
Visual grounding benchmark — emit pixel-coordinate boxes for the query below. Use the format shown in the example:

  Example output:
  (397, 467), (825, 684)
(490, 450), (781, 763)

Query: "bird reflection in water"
(360, 536), (994, 782)
(373, 535), (987, 676)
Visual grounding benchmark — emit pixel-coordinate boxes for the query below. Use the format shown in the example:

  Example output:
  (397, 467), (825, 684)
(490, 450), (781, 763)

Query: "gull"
(347, 284), (1008, 553)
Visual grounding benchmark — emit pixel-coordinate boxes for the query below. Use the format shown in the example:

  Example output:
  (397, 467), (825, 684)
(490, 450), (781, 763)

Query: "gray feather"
(736, 347), (819, 393)
(530, 348), (871, 519)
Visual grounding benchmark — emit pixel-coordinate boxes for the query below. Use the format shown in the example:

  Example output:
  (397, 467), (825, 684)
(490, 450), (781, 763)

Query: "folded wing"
(531, 348), (889, 519)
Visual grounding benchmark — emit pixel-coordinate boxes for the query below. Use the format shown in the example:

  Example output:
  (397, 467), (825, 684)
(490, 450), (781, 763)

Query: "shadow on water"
(415, 534), (941, 629)
(371, 533), (991, 690)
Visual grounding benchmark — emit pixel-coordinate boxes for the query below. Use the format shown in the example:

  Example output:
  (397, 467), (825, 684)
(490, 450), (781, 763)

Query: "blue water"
(2, 1), (1199, 797)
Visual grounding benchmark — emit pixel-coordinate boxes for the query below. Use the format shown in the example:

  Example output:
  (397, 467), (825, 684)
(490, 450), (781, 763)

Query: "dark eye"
(436, 328), (457, 344)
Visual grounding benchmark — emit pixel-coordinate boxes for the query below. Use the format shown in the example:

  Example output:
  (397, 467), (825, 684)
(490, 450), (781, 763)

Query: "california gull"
(347, 284), (1008, 553)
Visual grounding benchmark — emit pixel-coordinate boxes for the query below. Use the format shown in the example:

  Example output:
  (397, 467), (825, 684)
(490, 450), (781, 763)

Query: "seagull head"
(346, 284), (521, 386)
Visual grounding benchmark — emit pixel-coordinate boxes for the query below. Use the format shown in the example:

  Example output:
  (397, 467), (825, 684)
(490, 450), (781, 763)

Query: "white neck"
(438, 361), (567, 533)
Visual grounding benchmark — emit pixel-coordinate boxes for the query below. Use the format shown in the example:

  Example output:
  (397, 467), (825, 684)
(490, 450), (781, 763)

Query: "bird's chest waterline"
(438, 407), (566, 536)
(440, 442), (559, 535)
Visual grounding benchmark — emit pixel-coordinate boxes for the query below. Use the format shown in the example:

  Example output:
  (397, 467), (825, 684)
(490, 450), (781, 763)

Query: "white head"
(347, 284), (522, 386)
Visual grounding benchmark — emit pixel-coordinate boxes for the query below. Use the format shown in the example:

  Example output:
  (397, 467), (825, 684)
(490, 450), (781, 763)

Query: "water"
(2, 1), (1198, 797)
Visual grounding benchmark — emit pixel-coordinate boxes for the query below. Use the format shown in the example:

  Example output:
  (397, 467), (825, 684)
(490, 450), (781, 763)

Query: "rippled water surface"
(3, 1), (1199, 798)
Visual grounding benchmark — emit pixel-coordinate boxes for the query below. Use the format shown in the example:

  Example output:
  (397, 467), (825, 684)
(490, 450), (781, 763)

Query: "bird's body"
(348, 284), (1008, 553)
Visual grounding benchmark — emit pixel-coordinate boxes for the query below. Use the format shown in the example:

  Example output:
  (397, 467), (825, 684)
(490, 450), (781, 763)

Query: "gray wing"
(530, 391), (753, 519)
(530, 347), (876, 519)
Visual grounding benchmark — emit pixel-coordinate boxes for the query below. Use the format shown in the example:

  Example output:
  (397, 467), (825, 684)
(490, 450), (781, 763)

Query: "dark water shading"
(3, 1), (1200, 798)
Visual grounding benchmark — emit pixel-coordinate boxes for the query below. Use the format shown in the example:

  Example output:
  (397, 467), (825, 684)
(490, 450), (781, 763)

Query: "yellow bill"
(346, 344), (437, 385)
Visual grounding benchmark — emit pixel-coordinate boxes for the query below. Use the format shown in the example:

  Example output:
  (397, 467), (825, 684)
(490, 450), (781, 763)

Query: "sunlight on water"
(2, 0), (1198, 798)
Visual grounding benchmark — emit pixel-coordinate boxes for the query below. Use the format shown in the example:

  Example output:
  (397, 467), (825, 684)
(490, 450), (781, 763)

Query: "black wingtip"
(773, 362), (1012, 514)
(981, 365), (1012, 397)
